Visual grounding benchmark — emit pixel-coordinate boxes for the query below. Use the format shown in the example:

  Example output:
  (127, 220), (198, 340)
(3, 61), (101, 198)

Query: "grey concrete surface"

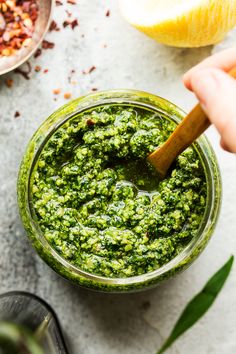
(0, 1), (236, 353)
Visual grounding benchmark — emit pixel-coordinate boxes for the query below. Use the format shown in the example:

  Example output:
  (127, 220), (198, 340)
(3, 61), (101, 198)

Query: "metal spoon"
(148, 67), (236, 179)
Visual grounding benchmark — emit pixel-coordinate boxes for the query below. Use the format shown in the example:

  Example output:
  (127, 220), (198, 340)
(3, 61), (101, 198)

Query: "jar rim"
(18, 89), (222, 288)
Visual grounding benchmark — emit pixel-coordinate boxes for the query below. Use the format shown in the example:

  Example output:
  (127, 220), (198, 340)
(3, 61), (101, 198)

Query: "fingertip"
(183, 47), (236, 92)
(183, 66), (205, 91)
(183, 72), (193, 91)
(220, 138), (234, 153)
(188, 67), (224, 98)
(186, 68), (215, 107)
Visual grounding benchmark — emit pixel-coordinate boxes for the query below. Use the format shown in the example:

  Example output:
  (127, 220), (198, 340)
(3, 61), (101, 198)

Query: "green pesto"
(31, 104), (207, 278)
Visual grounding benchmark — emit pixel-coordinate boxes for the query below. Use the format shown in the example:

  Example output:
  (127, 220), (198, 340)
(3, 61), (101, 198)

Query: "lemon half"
(119, 0), (236, 47)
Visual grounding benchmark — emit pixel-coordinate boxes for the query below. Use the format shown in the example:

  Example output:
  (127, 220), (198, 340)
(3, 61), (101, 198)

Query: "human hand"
(183, 47), (236, 152)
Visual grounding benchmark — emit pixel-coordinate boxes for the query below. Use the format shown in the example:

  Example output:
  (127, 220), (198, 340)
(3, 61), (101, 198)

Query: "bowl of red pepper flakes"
(0, 0), (52, 75)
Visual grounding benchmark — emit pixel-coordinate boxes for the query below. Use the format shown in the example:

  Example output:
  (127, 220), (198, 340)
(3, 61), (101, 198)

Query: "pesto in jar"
(32, 104), (207, 278)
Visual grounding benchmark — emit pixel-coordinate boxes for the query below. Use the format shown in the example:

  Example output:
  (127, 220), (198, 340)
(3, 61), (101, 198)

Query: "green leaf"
(157, 255), (234, 354)
(0, 322), (45, 354)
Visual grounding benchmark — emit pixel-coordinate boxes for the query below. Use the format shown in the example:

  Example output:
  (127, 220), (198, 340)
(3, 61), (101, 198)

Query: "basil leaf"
(157, 255), (234, 354)
(0, 322), (45, 354)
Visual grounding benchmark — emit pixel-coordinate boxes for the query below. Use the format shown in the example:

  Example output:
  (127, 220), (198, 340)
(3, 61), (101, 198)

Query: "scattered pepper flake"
(63, 19), (78, 29)
(43, 69), (49, 73)
(71, 19), (79, 30)
(34, 65), (41, 72)
(34, 48), (42, 58)
(49, 20), (60, 32)
(5, 78), (13, 88)
(55, 0), (63, 6)
(14, 111), (20, 118)
(67, 0), (76, 4)
(82, 66), (96, 75)
(42, 40), (55, 49)
(53, 88), (61, 95)
(105, 10), (110, 17)
(64, 92), (71, 99)
(91, 88), (98, 92)
(63, 20), (70, 28)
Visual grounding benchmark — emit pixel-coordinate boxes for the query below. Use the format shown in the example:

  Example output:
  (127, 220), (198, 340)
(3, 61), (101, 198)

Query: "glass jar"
(17, 90), (221, 292)
(0, 291), (69, 353)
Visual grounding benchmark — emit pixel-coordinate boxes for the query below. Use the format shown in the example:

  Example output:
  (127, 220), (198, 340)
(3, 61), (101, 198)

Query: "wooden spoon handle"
(158, 103), (210, 158)
(148, 66), (236, 178)
(148, 105), (210, 177)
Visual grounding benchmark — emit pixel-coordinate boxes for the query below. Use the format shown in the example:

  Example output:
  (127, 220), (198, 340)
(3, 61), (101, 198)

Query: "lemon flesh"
(119, 0), (236, 47)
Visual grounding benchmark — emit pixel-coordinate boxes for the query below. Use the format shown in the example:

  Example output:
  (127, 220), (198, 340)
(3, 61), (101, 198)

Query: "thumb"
(190, 68), (236, 152)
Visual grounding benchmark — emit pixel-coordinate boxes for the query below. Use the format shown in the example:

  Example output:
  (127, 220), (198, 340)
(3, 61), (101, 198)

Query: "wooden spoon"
(148, 67), (236, 179)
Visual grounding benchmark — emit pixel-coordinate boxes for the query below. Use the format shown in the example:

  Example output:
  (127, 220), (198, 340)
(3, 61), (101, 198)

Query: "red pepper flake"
(105, 10), (110, 17)
(63, 19), (78, 29)
(15, 61), (32, 80)
(5, 78), (14, 88)
(34, 65), (41, 72)
(42, 40), (55, 49)
(67, 0), (76, 4)
(34, 48), (42, 58)
(56, 0), (63, 6)
(82, 66), (96, 75)
(71, 19), (79, 30)
(49, 20), (60, 32)
(86, 119), (95, 127)
(53, 88), (61, 95)
(89, 66), (96, 74)
(91, 88), (98, 92)
(43, 69), (49, 73)
(63, 20), (70, 28)
(64, 92), (72, 99)
(14, 111), (21, 118)
(0, 0), (39, 57)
